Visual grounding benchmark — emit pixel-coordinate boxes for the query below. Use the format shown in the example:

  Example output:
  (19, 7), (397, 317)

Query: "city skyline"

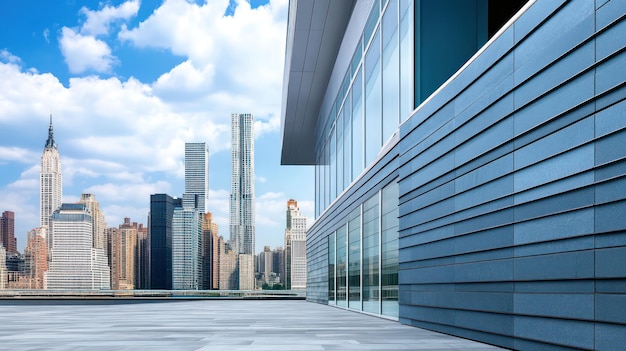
(0, 0), (313, 254)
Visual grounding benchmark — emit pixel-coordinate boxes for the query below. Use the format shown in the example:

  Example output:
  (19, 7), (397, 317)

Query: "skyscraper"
(284, 199), (306, 290)
(109, 218), (137, 290)
(23, 227), (48, 289)
(40, 115), (62, 249)
(172, 206), (201, 289)
(45, 203), (110, 289)
(78, 194), (107, 250)
(183, 143), (208, 213)
(202, 212), (219, 290)
(0, 211), (16, 254)
(135, 222), (149, 289)
(149, 194), (179, 290)
(230, 113), (255, 256)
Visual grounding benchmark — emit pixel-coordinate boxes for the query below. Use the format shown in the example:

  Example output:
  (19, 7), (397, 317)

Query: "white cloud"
(59, 27), (117, 74)
(80, 0), (141, 37)
(43, 28), (50, 44)
(0, 147), (38, 164)
(0, 49), (21, 64)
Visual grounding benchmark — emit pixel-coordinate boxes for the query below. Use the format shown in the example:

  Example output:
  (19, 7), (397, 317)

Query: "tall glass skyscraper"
(40, 115), (62, 250)
(230, 113), (255, 290)
(183, 143), (208, 213)
(230, 113), (255, 256)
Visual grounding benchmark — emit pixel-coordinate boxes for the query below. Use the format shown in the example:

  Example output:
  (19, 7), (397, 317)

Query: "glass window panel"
(351, 39), (363, 77)
(382, 0), (400, 142)
(348, 207), (362, 310)
(352, 68), (364, 180)
(328, 232), (336, 305)
(343, 96), (352, 189)
(330, 126), (336, 202)
(362, 194), (380, 314)
(399, 0), (414, 120)
(365, 28), (382, 166)
(315, 163), (320, 217)
(364, 0), (381, 47)
(381, 181), (399, 317)
(337, 111), (344, 195)
(336, 225), (347, 307)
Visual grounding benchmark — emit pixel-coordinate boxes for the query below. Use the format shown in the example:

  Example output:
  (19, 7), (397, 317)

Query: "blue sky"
(0, 0), (313, 254)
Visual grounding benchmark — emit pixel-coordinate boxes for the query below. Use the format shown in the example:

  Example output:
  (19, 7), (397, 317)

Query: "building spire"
(45, 114), (57, 149)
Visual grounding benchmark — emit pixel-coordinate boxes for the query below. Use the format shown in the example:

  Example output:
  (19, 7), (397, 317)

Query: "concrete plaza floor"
(0, 299), (505, 350)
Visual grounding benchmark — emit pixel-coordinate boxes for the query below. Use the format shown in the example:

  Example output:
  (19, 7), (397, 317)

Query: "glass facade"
(327, 181), (398, 318)
(315, 0), (414, 217)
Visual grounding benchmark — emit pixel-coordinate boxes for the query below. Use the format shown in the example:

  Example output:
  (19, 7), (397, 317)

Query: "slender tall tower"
(230, 113), (255, 290)
(183, 143), (209, 213)
(230, 113), (255, 255)
(284, 199), (307, 290)
(40, 115), (62, 250)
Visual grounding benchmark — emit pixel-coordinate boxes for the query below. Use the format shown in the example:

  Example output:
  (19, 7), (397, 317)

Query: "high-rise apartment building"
(0, 245), (6, 290)
(45, 203), (110, 289)
(109, 218), (138, 290)
(183, 143), (208, 213)
(202, 212), (219, 290)
(284, 200), (306, 290)
(282, 0), (626, 349)
(40, 115), (62, 247)
(0, 211), (16, 254)
(135, 222), (149, 289)
(172, 206), (201, 289)
(149, 194), (179, 290)
(230, 113), (255, 258)
(218, 236), (238, 290)
(23, 227), (48, 289)
(78, 194), (107, 250)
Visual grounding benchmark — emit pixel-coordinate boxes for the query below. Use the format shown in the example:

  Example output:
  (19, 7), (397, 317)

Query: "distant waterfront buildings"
(0, 211), (17, 254)
(202, 212), (219, 290)
(284, 199), (306, 290)
(45, 203), (110, 289)
(40, 115), (62, 246)
(0, 245), (6, 289)
(23, 227), (48, 289)
(218, 236), (238, 290)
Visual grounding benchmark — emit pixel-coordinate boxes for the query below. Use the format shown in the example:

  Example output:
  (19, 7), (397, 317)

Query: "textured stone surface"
(0, 299), (504, 350)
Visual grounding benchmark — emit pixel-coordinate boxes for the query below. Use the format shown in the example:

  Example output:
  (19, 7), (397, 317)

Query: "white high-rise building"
(45, 204), (110, 290)
(172, 206), (201, 290)
(183, 143), (208, 213)
(285, 199), (307, 290)
(230, 113), (255, 290)
(40, 115), (62, 250)
(78, 194), (107, 250)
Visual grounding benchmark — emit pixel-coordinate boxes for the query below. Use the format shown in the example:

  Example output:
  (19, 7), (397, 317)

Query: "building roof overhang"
(280, 0), (355, 165)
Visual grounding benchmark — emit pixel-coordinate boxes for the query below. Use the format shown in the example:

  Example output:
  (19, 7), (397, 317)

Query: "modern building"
(0, 245), (6, 290)
(172, 206), (202, 289)
(284, 199), (307, 290)
(109, 218), (138, 290)
(40, 115), (62, 245)
(78, 194), (107, 251)
(23, 227), (48, 289)
(281, 0), (626, 349)
(183, 143), (209, 213)
(149, 194), (180, 290)
(45, 204), (110, 289)
(202, 212), (219, 290)
(0, 210), (16, 254)
(230, 113), (255, 258)
(238, 253), (254, 290)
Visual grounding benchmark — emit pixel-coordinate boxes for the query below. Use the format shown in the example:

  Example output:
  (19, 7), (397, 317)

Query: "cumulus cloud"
(59, 27), (117, 74)
(80, 0), (140, 37)
(0, 49), (21, 64)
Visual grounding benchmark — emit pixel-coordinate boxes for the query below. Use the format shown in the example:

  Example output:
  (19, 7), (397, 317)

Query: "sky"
(0, 0), (314, 254)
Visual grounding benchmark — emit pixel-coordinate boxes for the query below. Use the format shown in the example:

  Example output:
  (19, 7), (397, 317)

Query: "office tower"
(0, 245), (6, 289)
(45, 203), (110, 289)
(135, 222), (149, 289)
(284, 199), (306, 290)
(23, 227), (48, 289)
(149, 194), (179, 289)
(282, 1), (626, 348)
(218, 236), (237, 290)
(202, 212), (219, 290)
(0, 211), (17, 254)
(172, 206), (201, 289)
(78, 194), (107, 250)
(230, 113), (255, 258)
(273, 246), (284, 285)
(40, 115), (62, 247)
(183, 143), (208, 213)
(260, 246), (273, 285)
(109, 218), (137, 290)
